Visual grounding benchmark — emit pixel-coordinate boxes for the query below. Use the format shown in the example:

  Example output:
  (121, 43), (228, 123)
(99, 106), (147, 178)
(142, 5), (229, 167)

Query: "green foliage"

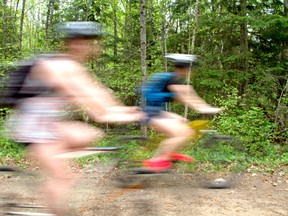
(0, 110), (26, 162)
(215, 87), (279, 158)
(0, 136), (25, 162)
(0, 0), (287, 172)
(0, 4), (19, 60)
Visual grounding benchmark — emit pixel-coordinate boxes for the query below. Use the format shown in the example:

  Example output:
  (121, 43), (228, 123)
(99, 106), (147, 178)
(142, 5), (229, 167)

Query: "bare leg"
(149, 112), (195, 159)
(28, 142), (72, 215)
(55, 121), (105, 149)
(28, 122), (104, 215)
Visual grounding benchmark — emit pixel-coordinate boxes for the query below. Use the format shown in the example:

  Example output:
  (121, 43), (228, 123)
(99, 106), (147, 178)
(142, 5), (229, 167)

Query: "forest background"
(0, 0), (287, 170)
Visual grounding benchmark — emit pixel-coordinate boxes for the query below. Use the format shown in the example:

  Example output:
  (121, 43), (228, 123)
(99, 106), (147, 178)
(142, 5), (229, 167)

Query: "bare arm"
(32, 60), (143, 122)
(168, 84), (221, 114)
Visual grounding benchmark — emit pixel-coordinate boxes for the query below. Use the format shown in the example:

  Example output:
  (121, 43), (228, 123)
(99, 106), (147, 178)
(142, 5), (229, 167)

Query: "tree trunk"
(45, 0), (53, 39)
(239, 0), (249, 96)
(211, 0), (216, 12)
(161, 0), (168, 72)
(123, 0), (133, 58)
(2, 0), (7, 59)
(19, 0), (26, 54)
(85, 0), (90, 20)
(281, 0), (288, 61)
(190, 0), (200, 55)
(284, 0), (288, 16)
(184, 0), (200, 119)
(14, 0), (20, 22)
(239, 0), (249, 71)
(140, 0), (147, 136)
(274, 0), (288, 143)
(113, 0), (118, 64)
(129, 1), (133, 55)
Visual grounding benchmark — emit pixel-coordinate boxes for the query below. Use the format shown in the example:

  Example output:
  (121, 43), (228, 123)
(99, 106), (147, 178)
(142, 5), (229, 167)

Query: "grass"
(0, 128), (287, 174)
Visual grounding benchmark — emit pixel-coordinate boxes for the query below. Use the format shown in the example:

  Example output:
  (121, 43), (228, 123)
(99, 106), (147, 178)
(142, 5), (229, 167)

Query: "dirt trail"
(0, 165), (287, 216)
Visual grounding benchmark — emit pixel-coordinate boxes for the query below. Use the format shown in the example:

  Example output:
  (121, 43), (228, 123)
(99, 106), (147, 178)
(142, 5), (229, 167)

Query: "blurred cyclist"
(7, 22), (144, 215)
(141, 54), (221, 172)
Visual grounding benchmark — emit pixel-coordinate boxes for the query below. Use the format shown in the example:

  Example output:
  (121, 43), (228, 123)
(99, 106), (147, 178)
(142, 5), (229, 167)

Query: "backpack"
(0, 58), (42, 107)
(140, 72), (176, 106)
(0, 54), (63, 107)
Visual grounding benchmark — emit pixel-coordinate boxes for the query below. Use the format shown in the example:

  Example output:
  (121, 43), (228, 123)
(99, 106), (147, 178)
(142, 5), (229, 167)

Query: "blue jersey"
(141, 72), (177, 107)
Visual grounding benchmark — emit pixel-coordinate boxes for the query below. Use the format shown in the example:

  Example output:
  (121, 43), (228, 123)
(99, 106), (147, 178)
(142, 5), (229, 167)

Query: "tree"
(184, 0), (200, 118)
(19, 0), (26, 54)
(0, 0), (286, 147)
(0, 0), (18, 60)
(140, 0), (147, 136)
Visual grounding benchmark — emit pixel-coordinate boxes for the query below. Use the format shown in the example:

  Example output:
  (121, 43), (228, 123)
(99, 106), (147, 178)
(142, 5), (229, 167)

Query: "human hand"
(198, 107), (222, 114)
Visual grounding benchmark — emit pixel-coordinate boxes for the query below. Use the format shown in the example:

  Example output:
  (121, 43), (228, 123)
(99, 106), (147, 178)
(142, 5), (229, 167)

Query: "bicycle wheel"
(195, 133), (245, 189)
(0, 167), (58, 216)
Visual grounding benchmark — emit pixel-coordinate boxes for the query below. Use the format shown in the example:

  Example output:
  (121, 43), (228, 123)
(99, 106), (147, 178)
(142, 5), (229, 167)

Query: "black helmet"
(165, 54), (198, 67)
(57, 21), (104, 39)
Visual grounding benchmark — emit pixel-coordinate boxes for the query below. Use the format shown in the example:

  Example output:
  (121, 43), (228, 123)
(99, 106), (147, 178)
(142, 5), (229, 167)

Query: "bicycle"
(0, 147), (121, 216)
(114, 119), (245, 189)
(187, 119), (245, 189)
(0, 121), (244, 215)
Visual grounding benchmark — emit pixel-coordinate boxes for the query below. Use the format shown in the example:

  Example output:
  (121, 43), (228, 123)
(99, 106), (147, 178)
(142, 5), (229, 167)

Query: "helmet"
(57, 21), (104, 39)
(165, 54), (198, 67)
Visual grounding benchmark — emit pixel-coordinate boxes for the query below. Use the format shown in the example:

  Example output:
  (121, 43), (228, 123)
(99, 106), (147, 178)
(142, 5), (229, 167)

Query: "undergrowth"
(0, 122), (286, 173)
(74, 129), (287, 173)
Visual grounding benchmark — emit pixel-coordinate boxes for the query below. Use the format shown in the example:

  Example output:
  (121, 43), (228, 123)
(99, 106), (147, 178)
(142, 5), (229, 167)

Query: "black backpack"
(0, 59), (37, 107)
(1, 54), (68, 107)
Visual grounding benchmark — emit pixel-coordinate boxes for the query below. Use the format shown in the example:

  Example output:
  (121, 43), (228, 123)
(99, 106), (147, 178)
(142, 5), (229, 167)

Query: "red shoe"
(168, 153), (195, 162)
(143, 157), (172, 172)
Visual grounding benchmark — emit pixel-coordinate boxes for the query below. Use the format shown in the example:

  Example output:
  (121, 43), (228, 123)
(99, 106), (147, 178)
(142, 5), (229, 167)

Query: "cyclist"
(6, 22), (144, 215)
(142, 54), (221, 172)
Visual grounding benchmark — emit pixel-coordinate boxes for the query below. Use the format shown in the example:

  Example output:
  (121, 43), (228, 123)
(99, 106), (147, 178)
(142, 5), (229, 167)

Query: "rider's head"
(57, 21), (104, 39)
(57, 21), (104, 60)
(165, 54), (198, 75)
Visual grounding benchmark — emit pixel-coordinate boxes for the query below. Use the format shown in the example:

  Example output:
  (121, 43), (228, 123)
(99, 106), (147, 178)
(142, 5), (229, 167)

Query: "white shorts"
(6, 97), (66, 143)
